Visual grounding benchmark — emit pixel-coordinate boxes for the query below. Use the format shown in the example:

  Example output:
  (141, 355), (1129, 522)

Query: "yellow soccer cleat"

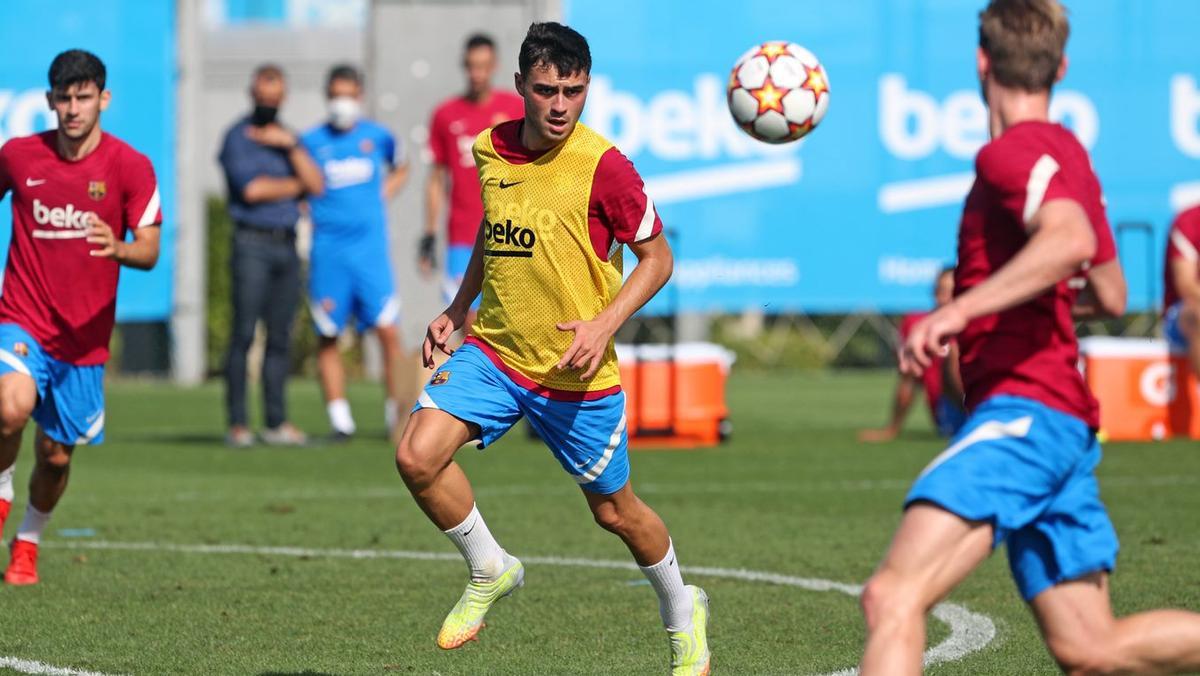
(669, 586), (711, 676)
(436, 555), (525, 650)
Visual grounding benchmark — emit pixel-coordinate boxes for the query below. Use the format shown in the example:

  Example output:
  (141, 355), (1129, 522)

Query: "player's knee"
(394, 435), (439, 489)
(34, 441), (72, 472)
(589, 500), (627, 535)
(0, 380), (35, 435)
(1045, 634), (1122, 676)
(860, 571), (920, 629)
(0, 396), (33, 436)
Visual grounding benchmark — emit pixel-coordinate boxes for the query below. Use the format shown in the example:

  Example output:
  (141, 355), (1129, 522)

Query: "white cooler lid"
(1078, 336), (1172, 358)
(615, 342), (737, 371)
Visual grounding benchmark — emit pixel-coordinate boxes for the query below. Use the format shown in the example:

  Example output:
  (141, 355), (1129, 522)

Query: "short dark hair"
(326, 63), (363, 90)
(465, 33), (495, 53)
(48, 49), (106, 91)
(253, 63), (285, 82)
(518, 22), (590, 77)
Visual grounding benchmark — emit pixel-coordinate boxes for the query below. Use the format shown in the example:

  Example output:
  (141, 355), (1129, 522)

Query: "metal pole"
(172, 0), (207, 384)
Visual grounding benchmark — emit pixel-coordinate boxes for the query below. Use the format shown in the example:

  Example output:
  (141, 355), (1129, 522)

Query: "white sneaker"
(260, 423), (308, 447)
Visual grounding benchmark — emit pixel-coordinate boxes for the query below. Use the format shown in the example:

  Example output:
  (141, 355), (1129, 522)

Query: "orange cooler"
(1079, 337), (1200, 441)
(616, 343), (735, 448)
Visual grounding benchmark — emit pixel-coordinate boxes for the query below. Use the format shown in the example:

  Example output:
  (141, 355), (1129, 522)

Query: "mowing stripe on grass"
(45, 539), (996, 674)
(0, 656), (116, 676)
(73, 473), (1199, 506)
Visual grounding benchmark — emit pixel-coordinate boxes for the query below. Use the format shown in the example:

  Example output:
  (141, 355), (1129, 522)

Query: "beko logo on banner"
(876, 75), (1098, 214)
(0, 88), (56, 146)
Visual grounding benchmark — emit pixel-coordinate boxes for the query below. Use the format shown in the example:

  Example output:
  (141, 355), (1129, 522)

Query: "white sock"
(0, 465), (13, 503)
(443, 504), (507, 581)
(16, 505), (50, 544)
(384, 399), (399, 430)
(640, 540), (693, 632)
(327, 398), (356, 435)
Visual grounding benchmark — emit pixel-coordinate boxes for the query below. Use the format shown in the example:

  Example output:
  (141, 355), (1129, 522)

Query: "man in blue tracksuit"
(302, 64), (411, 440)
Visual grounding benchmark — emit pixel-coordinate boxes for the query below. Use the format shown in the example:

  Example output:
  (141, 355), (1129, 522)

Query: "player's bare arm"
(246, 124), (324, 197)
(1073, 258), (1127, 319)
(420, 164), (447, 276)
(556, 233), (673, 380)
(242, 175), (303, 203)
(858, 373), (917, 443)
(383, 159), (410, 200)
(423, 219), (486, 367)
(902, 198), (1096, 376)
(86, 215), (160, 270)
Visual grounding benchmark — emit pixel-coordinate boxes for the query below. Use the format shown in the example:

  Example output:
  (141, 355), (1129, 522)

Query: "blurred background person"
(1163, 204), (1200, 379)
(301, 64), (412, 442)
(421, 33), (524, 329)
(217, 64), (323, 448)
(858, 267), (965, 442)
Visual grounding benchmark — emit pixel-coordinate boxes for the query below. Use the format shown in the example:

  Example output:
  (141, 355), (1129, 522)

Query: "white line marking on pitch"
(45, 540), (996, 675)
(0, 656), (117, 676)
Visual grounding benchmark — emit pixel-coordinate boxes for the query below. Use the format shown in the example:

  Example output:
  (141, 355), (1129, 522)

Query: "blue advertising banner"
(0, 1), (176, 322)
(566, 0), (1200, 313)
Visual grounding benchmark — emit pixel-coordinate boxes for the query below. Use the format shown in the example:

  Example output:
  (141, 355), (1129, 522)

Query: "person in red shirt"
(421, 33), (524, 326)
(1162, 205), (1200, 376)
(0, 50), (161, 585)
(860, 3), (1200, 674)
(859, 267), (965, 442)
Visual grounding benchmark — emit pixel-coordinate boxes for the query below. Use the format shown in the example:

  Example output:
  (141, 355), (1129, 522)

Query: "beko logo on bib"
(31, 198), (93, 237)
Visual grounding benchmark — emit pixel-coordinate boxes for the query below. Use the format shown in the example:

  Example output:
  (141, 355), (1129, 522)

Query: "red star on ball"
(759, 42), (790, 63)
(750, 80), (786, 115)
(802, 64), (830, 101)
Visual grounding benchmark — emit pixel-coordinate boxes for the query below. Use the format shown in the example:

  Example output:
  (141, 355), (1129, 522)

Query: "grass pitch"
(1, 370), (1199, 674)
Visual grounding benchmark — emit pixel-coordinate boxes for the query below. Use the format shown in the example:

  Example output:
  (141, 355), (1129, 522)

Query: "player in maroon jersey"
(1162, 205), (1200, 377)
(422, 33), (524, 327)
(859, 2), (1200, 674)
(0, 50), (161, 585)
(858, 267), (965, 442)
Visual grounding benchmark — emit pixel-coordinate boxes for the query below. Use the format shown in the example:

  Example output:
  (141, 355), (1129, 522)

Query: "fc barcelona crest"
(88, 181), (107, 201)
(430, 370), (450, 386)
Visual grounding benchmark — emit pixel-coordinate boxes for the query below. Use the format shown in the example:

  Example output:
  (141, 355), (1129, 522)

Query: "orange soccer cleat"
(4, 539), (39, 586)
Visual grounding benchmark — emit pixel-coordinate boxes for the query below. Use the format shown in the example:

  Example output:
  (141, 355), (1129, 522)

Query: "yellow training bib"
(470, 122), (624, 394)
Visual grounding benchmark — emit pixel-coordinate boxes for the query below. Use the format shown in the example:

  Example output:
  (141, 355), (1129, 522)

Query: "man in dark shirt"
(218, 64), (323, 447)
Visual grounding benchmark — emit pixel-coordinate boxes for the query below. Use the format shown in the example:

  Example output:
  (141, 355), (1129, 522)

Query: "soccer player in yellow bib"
(393, 22), (709, 675)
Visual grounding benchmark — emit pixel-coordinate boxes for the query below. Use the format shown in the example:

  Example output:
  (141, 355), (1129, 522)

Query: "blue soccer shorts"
(309, 237), (400, 337)
(412, 343), (630, 494)
(0, 323), (105, 446)
(905, 395), (1119, 601)
(933, 395), (968, 438)
(442, 244), (481, 311)
(1165, 301), (1187, 351)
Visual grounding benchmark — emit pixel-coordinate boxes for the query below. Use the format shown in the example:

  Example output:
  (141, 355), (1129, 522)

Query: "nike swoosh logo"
(25, 178), (46, 187)
(498, 179), (524, 189)
(462, 524), (475, 537)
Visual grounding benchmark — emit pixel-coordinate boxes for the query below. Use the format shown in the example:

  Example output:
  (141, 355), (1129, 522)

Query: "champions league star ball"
(727, 41), (830, 144)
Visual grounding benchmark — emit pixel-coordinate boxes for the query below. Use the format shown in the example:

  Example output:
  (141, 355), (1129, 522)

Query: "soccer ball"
(727, 42), (830, 144)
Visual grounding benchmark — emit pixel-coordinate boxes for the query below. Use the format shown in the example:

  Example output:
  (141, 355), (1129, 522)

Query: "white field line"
(0, 656), (117, 676)
(44, 539), (996, 675)
(74, 473), (1200, 505)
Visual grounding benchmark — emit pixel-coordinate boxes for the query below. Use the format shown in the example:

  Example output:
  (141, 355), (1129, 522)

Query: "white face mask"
(329, 96), (360, 130)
